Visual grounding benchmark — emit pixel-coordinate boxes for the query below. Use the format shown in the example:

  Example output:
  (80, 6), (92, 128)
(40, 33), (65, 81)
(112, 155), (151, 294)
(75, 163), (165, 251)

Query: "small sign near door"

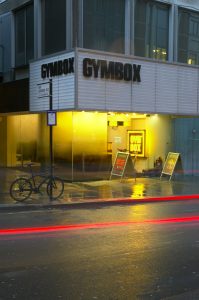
(47, 110), (57, 126)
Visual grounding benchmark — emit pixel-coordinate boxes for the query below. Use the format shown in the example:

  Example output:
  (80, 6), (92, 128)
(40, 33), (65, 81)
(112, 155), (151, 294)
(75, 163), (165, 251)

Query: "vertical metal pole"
(49, 79), (53, 200)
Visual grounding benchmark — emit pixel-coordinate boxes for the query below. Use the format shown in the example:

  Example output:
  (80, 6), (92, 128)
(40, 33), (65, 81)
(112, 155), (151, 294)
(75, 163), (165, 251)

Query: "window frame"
(41, 0), (67, 56)
(82, 0), (126, 54)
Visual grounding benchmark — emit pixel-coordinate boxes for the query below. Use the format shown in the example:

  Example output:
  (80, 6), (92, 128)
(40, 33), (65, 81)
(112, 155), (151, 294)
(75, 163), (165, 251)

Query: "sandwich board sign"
(110, 151), (136, 180)
(160, 152), (181, 180)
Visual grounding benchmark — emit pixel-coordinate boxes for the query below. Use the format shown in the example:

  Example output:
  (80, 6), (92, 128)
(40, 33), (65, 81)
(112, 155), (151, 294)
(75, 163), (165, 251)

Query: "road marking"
(0, 215), (199, 236)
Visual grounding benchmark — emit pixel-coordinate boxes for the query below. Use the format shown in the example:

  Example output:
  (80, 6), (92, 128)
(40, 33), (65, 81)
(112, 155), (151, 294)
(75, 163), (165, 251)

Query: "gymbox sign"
(83, 58), (141, 82)
(40, 56), (141, 83)
(41, 58), (74, 79)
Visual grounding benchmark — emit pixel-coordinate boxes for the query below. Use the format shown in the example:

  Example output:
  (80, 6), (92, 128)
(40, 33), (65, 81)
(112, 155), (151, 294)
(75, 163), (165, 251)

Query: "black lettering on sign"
(83, 58), (92, 77)
(100, 60), (115, 79)
(82, 58), (141, 83)
(124, 64), (132, 81)
(41, 57), (74, 79)
(133, 64), (141, 82)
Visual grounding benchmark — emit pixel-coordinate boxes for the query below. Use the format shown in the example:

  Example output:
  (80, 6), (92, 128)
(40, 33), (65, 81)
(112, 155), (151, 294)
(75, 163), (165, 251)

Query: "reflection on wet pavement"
(80, 178), (176, 201)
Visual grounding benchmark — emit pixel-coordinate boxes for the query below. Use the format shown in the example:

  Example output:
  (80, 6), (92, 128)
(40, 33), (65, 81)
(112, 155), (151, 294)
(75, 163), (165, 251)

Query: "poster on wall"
(160, 152), (181, 180)
(128, 130), (145, 157)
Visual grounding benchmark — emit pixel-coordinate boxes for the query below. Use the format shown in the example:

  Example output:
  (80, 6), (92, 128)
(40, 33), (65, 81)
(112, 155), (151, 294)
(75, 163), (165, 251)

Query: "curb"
(0, 194), (199, 212)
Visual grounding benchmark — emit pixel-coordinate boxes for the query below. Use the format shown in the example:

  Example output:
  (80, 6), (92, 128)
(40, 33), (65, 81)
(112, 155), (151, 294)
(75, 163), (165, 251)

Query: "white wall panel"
(77, 76), (106, 110)
(30, 51), (75, 112)
(105, 80), (131, 111)
(177, 66), (198, 114)
(156, 64), (178, 113)
(77, 52), (106, 110)
(132, 60), (156, 113)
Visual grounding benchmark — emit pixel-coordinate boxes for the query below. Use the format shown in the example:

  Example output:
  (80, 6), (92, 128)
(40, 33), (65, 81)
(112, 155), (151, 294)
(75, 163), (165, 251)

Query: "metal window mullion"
(66, 0), (73, 50)
(24, 8), (27, 64)
(11, 12), (15, 69)
(34, 0), (41, 59)
(79, 0), (83, 48)
(125, 0), (131, 55)
(130, 0), (135, 55)
(168, 3), (175, 62)
(173, 4), (178, 62)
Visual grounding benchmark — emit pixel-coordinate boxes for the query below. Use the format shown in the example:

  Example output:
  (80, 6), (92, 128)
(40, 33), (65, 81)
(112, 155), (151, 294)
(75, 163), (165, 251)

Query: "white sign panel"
(77, 49), (199, 115)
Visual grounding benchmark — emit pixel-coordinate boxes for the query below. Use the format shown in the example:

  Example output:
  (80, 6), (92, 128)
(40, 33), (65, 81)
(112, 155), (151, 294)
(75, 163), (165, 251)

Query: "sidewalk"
(0, 167), (199, 210)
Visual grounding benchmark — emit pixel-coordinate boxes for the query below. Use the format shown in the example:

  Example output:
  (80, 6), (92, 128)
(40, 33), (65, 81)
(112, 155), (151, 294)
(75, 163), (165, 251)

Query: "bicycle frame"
(10, 163), (65, 202)
(27, 164), (49, 194)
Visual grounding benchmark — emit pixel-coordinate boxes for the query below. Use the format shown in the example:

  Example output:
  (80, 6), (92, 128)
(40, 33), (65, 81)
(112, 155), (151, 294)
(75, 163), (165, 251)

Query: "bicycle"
(10, 163), (64, 202)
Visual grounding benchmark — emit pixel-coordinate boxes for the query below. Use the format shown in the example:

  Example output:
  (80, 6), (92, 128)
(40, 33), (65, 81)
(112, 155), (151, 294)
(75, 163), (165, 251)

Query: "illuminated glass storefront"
(0, 111), (173, 180)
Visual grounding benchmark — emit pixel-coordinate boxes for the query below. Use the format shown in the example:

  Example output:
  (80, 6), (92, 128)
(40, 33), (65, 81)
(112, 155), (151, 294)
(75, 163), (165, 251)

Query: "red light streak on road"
(127, 194), (199, 202)
(0, 215), (199, 236)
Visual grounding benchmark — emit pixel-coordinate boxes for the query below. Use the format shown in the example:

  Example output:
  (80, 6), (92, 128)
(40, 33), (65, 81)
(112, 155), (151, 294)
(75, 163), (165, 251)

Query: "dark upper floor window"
(41, 0), (66, 56)
(134, 0), (169, 61)
(178, 9), (199, 65)
(15, 4), (34, 67)
(83, 0), (125, 53)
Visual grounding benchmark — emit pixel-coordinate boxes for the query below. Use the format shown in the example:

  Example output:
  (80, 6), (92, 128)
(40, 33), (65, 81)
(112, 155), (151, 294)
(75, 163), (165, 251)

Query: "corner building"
(0, 0), (199, 180)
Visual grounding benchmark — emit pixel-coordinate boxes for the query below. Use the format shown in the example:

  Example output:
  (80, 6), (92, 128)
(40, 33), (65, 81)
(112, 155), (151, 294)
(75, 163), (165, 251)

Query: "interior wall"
(7, 114), (39, 166)
(53, 112), (73, 162)
(72, 112), (107, 156)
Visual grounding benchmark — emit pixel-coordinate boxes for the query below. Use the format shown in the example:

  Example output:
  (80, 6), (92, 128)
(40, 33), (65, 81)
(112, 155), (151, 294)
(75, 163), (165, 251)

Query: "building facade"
(1, 0), (199, 180)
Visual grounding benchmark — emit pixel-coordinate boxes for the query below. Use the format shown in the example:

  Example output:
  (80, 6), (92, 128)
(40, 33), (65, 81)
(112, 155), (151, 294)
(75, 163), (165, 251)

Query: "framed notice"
(110, 152), (129, 179)
(128, 130), (145, 157)
(37, 82), (50, 98)
(161, 152), (180, 180)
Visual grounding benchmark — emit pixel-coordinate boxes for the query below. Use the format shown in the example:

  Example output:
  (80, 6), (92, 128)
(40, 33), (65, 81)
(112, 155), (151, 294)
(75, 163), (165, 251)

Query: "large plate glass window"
(41, 0), (66, 55)
(83, 0), (125, 53)
(134, 0), (169, 61)
(178, 9), (199, 65)
(15, 4), (34, 67)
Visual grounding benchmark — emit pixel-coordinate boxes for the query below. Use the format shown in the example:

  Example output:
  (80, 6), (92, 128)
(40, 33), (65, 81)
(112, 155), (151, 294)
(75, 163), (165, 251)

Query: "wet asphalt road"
(0, 201), (199, 300)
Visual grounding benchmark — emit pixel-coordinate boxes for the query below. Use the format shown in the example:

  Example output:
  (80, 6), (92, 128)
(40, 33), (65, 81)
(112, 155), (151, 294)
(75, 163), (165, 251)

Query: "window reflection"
(178, 9), (199, 65)
(15, 4), (34, 66)
(41, 0), (66, 55)
(83, 0), (125, 53)
(134, 0), (169, 61)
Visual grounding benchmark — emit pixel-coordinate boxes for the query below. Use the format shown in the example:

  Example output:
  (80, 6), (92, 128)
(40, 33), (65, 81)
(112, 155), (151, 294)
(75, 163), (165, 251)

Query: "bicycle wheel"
(10, 177), (32, 202)
(47, 177), (64, 200)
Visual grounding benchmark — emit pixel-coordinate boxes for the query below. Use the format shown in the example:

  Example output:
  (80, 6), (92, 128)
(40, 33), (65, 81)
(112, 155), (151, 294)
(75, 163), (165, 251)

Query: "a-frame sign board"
(160, 152), (181, 180)
(110, 151), (136, 180)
